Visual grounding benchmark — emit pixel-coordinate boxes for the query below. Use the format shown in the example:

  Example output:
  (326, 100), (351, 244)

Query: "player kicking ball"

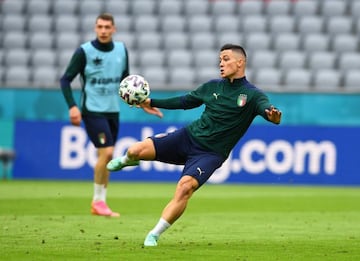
(107, 44), (282, 246)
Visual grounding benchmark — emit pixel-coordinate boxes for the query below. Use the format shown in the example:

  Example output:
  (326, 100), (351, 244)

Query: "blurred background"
(0, 0), (360, 185)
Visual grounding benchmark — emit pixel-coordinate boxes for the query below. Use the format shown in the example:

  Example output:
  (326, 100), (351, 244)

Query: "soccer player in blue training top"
(107, 44), (282, 245)
(60, 13), (162, 218)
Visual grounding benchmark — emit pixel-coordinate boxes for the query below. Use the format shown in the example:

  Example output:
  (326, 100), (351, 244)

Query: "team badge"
(98, 133), (106, 144)
(237, 94), (247, 107)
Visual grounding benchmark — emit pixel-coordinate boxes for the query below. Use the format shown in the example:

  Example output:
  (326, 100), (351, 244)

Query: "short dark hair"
(220, 44), (247, 59)
(96, 13), (115, 25)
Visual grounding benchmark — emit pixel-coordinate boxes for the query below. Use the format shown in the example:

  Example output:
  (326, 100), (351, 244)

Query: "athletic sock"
(149, 217), (171, 236)
(93, 183), (106, 202)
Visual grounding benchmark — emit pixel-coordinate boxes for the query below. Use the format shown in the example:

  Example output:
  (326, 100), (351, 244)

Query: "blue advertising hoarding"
(13, 121), (360, 185)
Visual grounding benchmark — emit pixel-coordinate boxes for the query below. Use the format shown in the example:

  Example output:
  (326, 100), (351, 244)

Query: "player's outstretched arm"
(139, 98), (163, 118)
(265, 106), (282, 124)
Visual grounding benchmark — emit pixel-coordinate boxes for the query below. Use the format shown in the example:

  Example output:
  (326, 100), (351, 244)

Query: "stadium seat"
(249, 50), (277, 69)
(193, 49), (218, 68)
(278, 51), (307, 70)
(283, 69), (312, 90)
(331, 35), (358, 54)
(32, 66), (58, 88)
(4, 66), (31, 87)
(161, 16), (186, 32)
(130, 0), (156, 15)
(196, 66), (219, 84)
(26, 0), (52, 15)
(312, 69), (341, 91)
(297, 16), (324, 35)
(1, 0), (26, 14)
(308, 51), (336, 71)
(28, 15), (53, 33)
(216, 32), (244, 49)
(245, 33), (271, 51)
(337, 52), (360, 73)
(273, 33), (301, 52)
(142, 66), (167, 89)
(104, 0), (130, 14)
(187, 15), (213, 33)
(126, 48), (137, 67)
(242, 15), (267, 33)
(4, 49), (30, 66)
(169, 67), (195, 88)
(269, 16), (295, 34)
(1, 14), (26, 32)
(158, 0), (183, 15)
(167, 49), (192, 67)
(210, 0), (236, 16)
(292, 0), (319, 17)
(213, 15), (240, 33)
(53, 0), (78, 14)
(138, 49), (165, 68)
(163, 32), (189, 50)
(350, 1), (360, 19)
(237, 0), (264, 16)
(302, 34), (330, 53)
(31, 49), (56, 67)
(113, 32), (136, 49)
(265, 0), (291, 16)
(79, 15), (97, 34)
(254, 68), (282, 89)
(2, 32), (28, 49)
(325, 16), (353, 36)
(320, 0), (347, 17)
(57, 49), (75, 70)
(343, 70), (360, 90)
(136, 32), (162, 51)
(184, 1), (209, 16)
(133, 15), (159, 32)
(28, 32), (54, 50)
(189, 32), (216, 50)
(55, 32), (81, 50)
(78, 0), (104, 15)
(114, 15), (133, 32)
(54, 15), (79, 33)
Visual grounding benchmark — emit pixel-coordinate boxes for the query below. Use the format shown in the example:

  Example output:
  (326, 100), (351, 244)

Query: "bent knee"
(127, 138), (155, 160)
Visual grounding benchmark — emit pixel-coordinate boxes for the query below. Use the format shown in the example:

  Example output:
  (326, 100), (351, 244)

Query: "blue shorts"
(150, 128), (226, 187)
(82, 114), (119, 148)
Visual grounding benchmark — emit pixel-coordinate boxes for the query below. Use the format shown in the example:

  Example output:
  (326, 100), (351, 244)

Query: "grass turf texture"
(0, 181), (359, 261)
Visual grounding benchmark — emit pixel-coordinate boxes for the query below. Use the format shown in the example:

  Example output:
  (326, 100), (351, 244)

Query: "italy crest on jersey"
(237, 94), (247, 107)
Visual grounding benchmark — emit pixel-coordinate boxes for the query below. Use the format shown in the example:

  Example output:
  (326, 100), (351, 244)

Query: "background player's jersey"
(151, 77), (274, 158)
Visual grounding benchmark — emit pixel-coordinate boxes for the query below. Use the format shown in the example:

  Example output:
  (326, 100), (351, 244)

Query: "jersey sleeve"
(255, 91), (274, 121)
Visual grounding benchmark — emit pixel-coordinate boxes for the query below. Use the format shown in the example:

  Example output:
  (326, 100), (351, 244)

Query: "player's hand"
(139, 98), (163, 118)
(265, 106), (282, 124)
(69, 106), (82, 126)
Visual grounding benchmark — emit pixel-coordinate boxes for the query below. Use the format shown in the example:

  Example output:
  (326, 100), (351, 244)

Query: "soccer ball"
(119, 74), (150, 105)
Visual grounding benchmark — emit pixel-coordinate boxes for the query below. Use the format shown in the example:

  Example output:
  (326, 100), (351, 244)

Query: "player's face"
(219, 50), (245, 80)
(95, 19), (116, 43)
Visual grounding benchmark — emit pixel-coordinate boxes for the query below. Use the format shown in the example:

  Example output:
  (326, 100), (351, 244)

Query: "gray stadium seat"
(187, 15), (213, 33)
(161, 16), (186, 32)
(136, 32), (162, 50)
(269, 16), (295, 34)
(193, 49), (218, 68)
(78, 0), (104, 15)
(350, 1), (360, 19)
(249, 50), (277, 69)
(163, 32), (189, 50)
(4, 66), (31, 87)
(210, 0), (236, 16)
(130, 0), (156, 15)
(55, 32), (81, 50)
(337, 53), (360, 73)
(54, 15), (79, 33)
(278, 51), (306, 70)
(57, 49), (75, 69)
(4, 49), (30, 66)
(169, 67), (195, 88)
(2, 32), (27, 49)
(320, 0), (347, 17)
(308, 51), (336, 71)
(189, 32), (216, 50)
(1, 14), (26, 32)
(242, 15), (267, 33)
(326, 16), (353, 36)
(273, 33), (301, 52)
(297, 16), (324, 35)
(158, 0), (183, 15)
(126, 48), (137, 67)
(331, 35), (358, 54)
(32, 66), (58, 88)
(138, 49), (165, 68)
(79, 15), (96, 34)
(343, 70), (360, 90)
(133, 15), (159, 32)
(245, 33), (271, 51)
(292, 0), (319, 17)
(216, 32), (243, 49)
(196, 66), (219, 84)
(142, 66), (167, 89)
(283, 68), (312, 90)
(302, 34), (330, 53)
(184, 1), (209, 16)
(312, 69), (341, 91)
(113, 32), (136, 49)
(237, 0), (264, 15)
(114, 15), (133, 32)
(213, 15), (240, 33)
(1, 0), (26, 14)
(104, 0), (130, 14)
(31, 49), (57, 67)
(167, 49), (192, 67)
(254, 68), (282, 90)
(28, 15), (53, 33)
(28, 32), (54, 50)
(265, 0), (291, 16)
(53, 0), (78, 14)
(26, 0), (52, 15)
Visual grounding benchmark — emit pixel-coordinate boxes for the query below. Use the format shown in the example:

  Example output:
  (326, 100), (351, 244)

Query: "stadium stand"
(0, 0), (359, 92)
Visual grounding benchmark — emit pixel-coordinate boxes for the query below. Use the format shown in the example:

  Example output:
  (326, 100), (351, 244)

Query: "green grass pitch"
(0, 180), (359, 261)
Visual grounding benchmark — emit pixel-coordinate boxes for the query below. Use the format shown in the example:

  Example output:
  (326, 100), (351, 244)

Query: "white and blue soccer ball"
(119, 74), (150, 105)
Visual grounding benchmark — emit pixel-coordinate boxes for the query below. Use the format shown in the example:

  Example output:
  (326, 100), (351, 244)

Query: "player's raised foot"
(91, 200), (120, 217)
(144, 233), (159, 247)
(106, 157), (139, 171)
